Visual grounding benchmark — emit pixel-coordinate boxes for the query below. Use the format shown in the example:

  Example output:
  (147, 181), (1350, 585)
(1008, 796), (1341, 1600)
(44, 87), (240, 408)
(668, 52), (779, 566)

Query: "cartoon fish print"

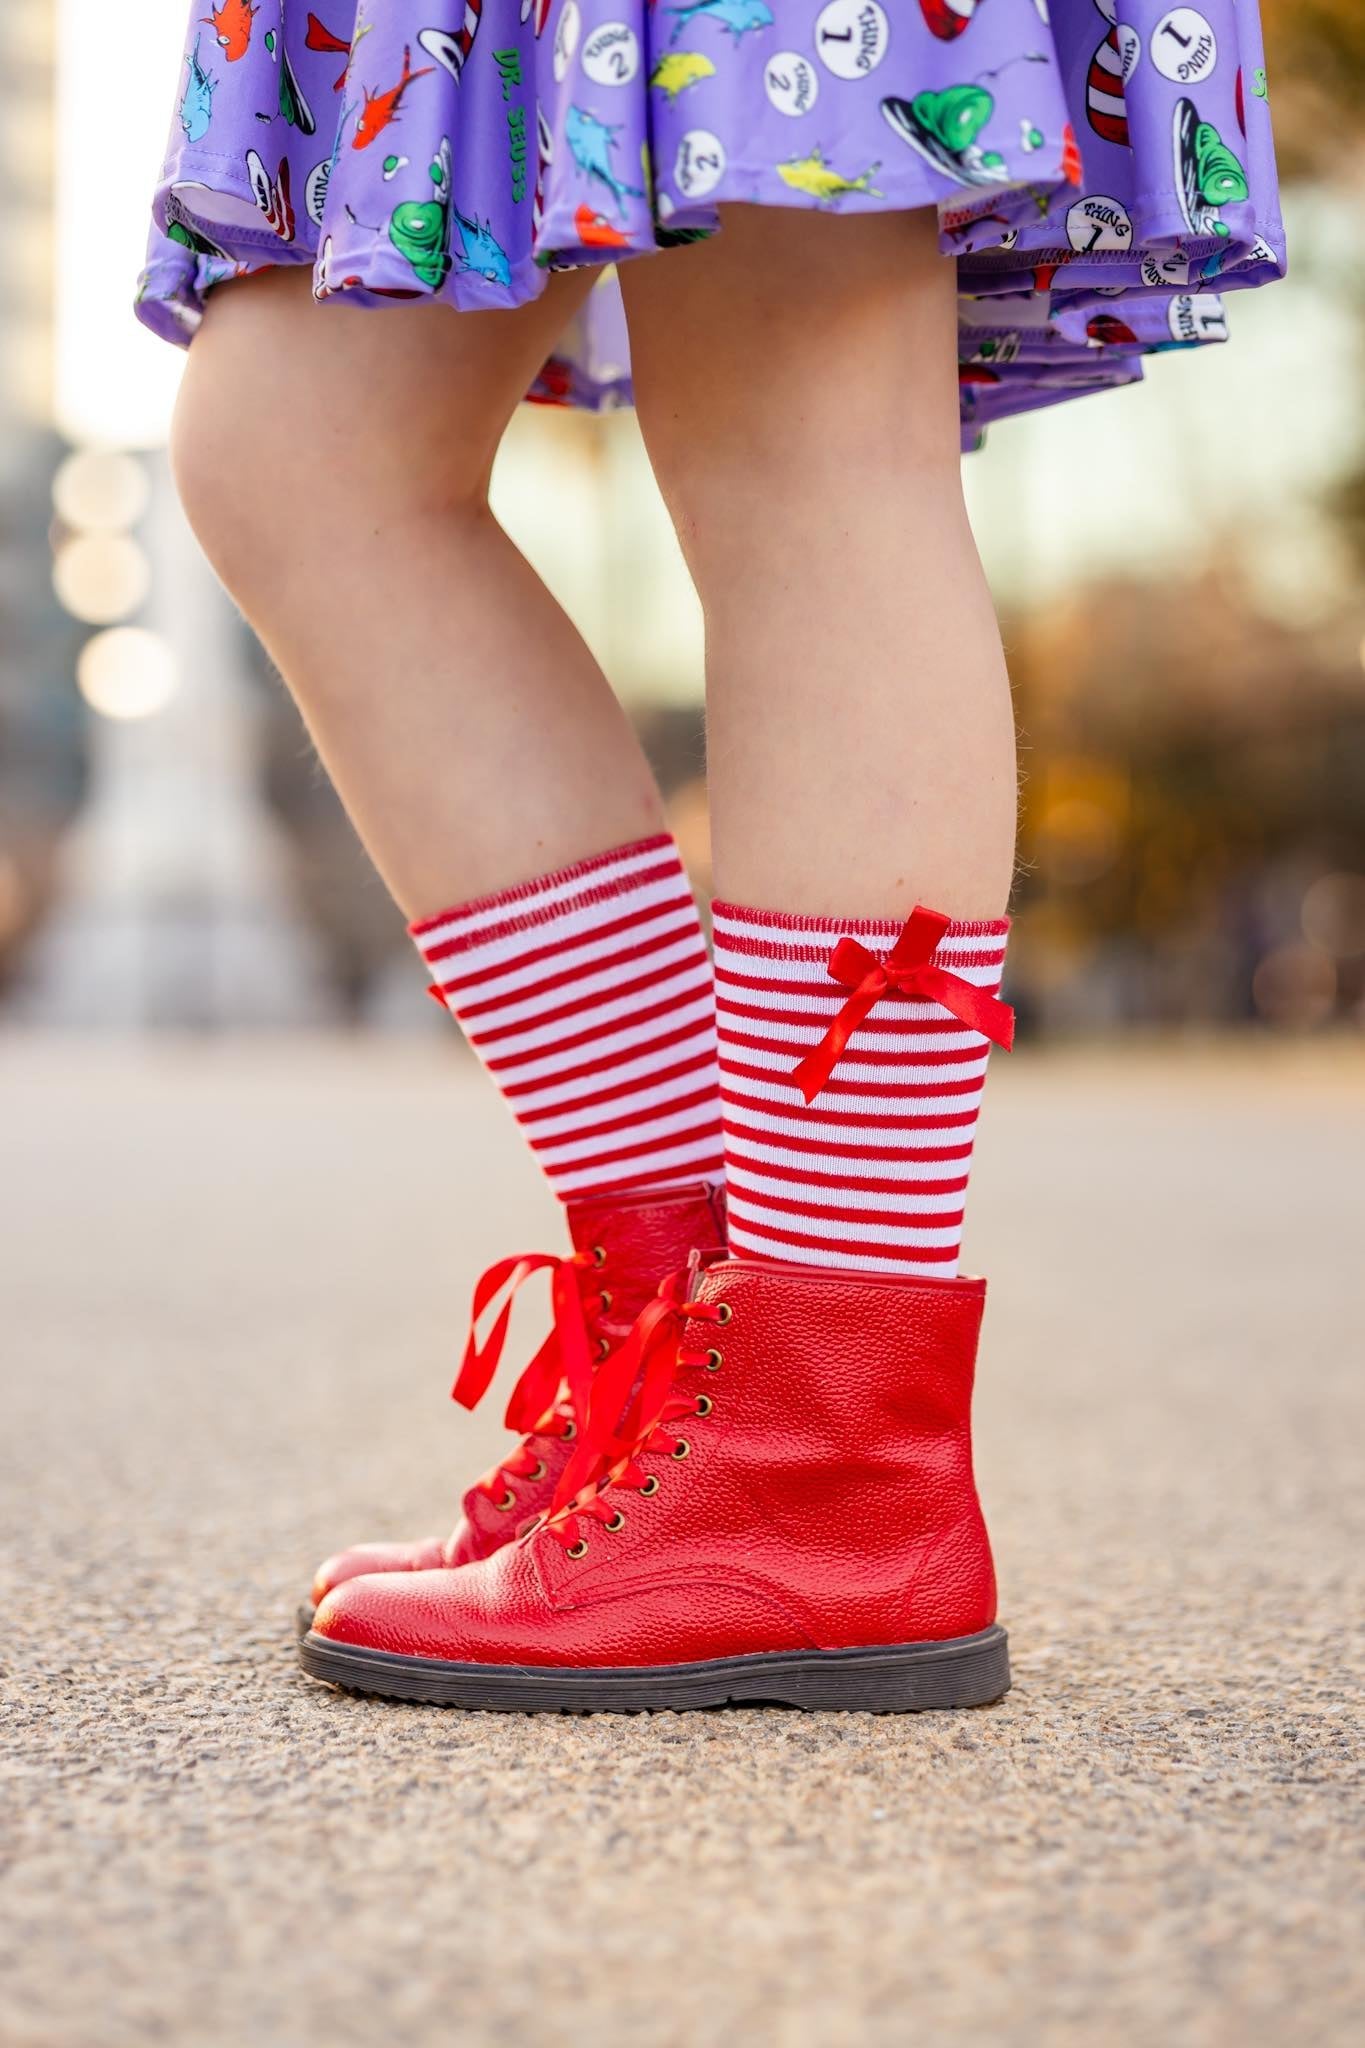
(305, 11), (354, 91)
(179, 38), (218, 142)
(881, 85), (1009, 187)
(354, 44), (435, 150)
(1172, 99), (1248, 241)
(418, 4), (484, 86)
(202, 0), (257, 62)
(565, 106), (644, 216)
(776, 148), (882, 205)
(245, 148), (296, 240)
(666, 0), (774, 49)
(920, 0), (988, 37)
(388, 139), (454, 288)
(650, 51), (717, 102)
(453, 208), (513, 286)
(574, 203), (631, 249)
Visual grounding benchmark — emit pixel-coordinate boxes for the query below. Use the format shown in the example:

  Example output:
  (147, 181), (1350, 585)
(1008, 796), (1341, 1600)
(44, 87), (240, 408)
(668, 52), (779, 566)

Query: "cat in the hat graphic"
(920, 0), (988, 39)
(1085, 0), (1137, 149)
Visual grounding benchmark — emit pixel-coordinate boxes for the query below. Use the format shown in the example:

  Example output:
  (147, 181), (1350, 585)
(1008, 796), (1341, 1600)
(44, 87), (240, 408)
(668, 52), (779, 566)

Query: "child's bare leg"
(621, 206), (1015, 920)
(172, 269), (665, 916)
(621, 208), (1014, 1282)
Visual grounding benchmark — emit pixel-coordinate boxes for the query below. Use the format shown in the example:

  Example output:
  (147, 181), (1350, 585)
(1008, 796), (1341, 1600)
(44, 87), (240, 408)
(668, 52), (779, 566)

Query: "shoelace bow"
(535, 1268), (727, 1554)
(453, 1247), (610, 1507)
(790, 905), (1015, 1104)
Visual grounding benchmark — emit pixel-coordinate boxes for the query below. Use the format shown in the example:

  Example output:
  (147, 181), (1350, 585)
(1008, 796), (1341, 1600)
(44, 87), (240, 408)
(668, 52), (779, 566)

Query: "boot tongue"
(685, 1245), (735, 1303)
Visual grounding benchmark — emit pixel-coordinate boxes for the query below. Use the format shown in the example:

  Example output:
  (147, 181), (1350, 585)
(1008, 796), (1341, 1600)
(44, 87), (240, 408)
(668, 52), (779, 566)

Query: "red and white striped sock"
(712, 902), (1010, 1277)
(412, 837), (724, 1200)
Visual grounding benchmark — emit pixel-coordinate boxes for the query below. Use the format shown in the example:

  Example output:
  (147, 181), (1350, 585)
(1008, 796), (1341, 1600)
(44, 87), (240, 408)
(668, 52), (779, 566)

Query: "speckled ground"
(1, 1038), (1361, 2048)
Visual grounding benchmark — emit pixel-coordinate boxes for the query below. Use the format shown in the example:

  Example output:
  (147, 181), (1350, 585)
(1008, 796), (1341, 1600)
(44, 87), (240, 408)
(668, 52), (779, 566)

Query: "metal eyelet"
(605, 1510), (626, 1533)
(596, 1337), (611, 1360)
(670, 1437), (691, 1461)
(567, 1538), (589, 1559)
(598, 1290), (612, 1313)
(639, 1475), (660, 1497)
(495, 1489), (517, 1512)
(591, 1244), (607, 1267)
(714, 1302), (733, 1325)
(526, 1459), (547, 1483)
(561, 1418), (577, 1441)
(705, 1348), (723, 1372)
(694, 1394), (713, 1419)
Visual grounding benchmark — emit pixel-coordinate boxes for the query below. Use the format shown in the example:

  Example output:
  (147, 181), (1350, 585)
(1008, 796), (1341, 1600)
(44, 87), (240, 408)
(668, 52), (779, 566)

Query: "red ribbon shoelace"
(453, 1249), (598, 1439)
(538, 1267), (729, 1554)
(546, 1266), (694, 1518)
(790, 905), (1015, 1105)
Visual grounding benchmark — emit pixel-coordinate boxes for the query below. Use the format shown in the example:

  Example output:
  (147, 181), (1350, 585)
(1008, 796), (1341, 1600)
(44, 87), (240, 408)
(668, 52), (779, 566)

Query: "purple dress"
(137, 1), (1285, 445)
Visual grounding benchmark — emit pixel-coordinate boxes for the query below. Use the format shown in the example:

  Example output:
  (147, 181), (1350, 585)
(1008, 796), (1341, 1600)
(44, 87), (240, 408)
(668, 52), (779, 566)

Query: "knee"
(169, 295), (492, 610)
(169, 361), (281, 602)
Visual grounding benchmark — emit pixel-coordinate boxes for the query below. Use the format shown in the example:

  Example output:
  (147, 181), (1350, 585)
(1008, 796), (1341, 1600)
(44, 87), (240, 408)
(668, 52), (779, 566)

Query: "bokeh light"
(1301, 873), (1365, 959)
(75, 626), (177, 721)
(0, 853), (28, 945)
(53, 532), (151, 624)
(1251, 942), (1338, 1030)
(1035, 797), (1124, 888)
(52, 447), (149, 533)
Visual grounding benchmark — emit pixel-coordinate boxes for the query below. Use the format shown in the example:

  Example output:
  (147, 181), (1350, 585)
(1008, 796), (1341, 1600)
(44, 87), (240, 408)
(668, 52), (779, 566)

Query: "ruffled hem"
(136, 0), (1286, 446)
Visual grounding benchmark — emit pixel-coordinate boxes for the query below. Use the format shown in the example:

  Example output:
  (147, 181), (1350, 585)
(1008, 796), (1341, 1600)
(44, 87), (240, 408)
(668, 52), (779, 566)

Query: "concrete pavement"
(1, 1037), (1361, 2047)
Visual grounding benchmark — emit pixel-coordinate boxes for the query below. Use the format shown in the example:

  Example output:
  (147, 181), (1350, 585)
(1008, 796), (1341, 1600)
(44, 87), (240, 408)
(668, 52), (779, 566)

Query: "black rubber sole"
(298, 1622), (1010, 1714)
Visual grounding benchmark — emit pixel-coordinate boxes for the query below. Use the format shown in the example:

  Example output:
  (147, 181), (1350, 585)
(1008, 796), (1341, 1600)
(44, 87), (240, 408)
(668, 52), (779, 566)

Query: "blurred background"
(1, 1), (1363, 1039)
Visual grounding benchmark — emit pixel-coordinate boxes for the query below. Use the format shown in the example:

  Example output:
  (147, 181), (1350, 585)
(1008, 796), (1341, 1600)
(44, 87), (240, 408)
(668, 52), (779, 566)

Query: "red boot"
(306, 1182), (726, 1613)
(301, 1257), (1010, 1712)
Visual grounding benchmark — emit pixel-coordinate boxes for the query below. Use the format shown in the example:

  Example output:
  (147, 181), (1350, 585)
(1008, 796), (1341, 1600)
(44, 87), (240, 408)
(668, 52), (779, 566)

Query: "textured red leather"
(309, 1181), (727, 1605)
(311, 1257), (999, 1665)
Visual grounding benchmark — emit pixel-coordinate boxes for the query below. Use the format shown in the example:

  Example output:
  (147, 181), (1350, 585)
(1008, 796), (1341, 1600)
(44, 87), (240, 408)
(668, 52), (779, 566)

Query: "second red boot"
(305, 1181), (726, 1615)
(301, 1257), (1010, 1712)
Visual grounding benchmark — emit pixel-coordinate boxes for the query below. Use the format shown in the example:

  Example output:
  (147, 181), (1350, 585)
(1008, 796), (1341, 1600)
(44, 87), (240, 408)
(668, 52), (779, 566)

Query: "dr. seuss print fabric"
(137, 2), (1285, 443)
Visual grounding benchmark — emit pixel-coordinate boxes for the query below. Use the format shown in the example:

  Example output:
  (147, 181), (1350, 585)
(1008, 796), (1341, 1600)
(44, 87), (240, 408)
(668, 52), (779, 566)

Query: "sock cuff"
(712, 900), (1010, 966)
(411, 835), (688, 960)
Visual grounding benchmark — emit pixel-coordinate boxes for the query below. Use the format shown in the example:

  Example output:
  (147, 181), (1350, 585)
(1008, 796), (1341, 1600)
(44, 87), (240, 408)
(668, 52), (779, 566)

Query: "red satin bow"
(453, 1250), (596, 1439)
(790, 906), (1015, 1105)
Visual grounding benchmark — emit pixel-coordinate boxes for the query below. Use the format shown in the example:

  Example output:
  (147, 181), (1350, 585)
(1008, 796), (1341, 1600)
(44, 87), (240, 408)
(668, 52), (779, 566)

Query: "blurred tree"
(1262, 2), (1365, 181)
(1261, 6), (1365, 579)
(1006, 557), (1365, 1031)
